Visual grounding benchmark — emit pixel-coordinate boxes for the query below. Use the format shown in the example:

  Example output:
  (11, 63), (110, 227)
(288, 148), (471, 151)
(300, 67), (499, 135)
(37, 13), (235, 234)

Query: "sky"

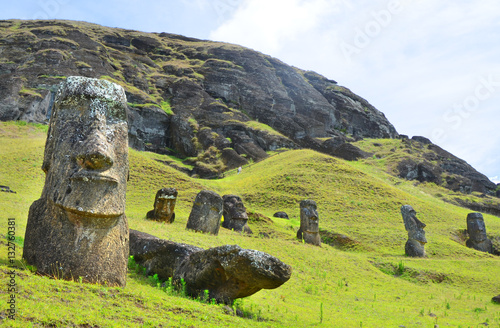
(2, 0), (499, 183)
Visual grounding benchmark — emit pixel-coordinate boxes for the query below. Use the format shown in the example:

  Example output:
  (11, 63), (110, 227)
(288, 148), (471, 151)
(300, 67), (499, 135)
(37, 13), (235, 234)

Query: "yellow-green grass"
(0, 122), (499, 327)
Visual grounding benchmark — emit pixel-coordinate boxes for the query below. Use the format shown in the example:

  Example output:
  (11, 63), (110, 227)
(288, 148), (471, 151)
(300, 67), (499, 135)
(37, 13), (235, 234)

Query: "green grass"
(0, 122), (499, 327)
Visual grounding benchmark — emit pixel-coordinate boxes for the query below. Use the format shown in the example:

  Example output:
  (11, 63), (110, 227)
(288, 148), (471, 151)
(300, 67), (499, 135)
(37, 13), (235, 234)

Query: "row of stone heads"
(146, 188), (319, 237)
(401, 205), (496, 257)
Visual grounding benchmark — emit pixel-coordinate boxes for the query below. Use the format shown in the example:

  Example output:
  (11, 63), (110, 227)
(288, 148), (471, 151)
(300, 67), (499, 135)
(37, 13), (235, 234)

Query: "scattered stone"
(492, 295), (500, 303)
(0, 185), (16, 193)
(466, 213), (493, 254)
(23, 76), (129, 287)
(146, 188), (178, 223)
(273, 211), (289, 219)
(331, 143), (371, 161)
(222, 195), (252, 234)
(297, 200), (321, 246)
(186, 190), (223, 235)
(129, 229), (292, 304)
(401, 205), (427, 257)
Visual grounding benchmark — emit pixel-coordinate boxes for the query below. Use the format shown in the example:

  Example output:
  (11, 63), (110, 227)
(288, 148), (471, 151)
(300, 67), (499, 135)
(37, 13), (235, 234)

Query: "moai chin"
(186, 190), (223, 235)
(297, 200), (321, 246)
(147, 188), (178, 223)
(23, 76), (129, 287)
(466, 213), (493, 254)
(221, 195), (252, 234)
(401, 205), (427, 257)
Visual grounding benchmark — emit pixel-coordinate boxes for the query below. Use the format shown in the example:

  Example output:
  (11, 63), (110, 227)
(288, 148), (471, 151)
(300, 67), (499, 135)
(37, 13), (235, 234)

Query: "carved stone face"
(467, 213), (487, 242)
(300, 200), (319, 233)
(154, 188), (178, 218)
(42, 76), (128, 219)
(223, 195), (248, 221)
(401, 205), (427, 243)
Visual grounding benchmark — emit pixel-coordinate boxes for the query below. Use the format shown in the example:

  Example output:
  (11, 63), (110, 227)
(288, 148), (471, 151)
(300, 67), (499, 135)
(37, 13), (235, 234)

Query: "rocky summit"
(0, 20), (396, 173)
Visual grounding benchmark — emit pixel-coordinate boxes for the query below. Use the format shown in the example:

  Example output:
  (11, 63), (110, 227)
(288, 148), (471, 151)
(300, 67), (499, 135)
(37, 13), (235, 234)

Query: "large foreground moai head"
(466, 213), (493, 254)
(297, 200), (321, 246)
(186, 190), (223, 235)
(147, 188), (178, 223)
(23, 76), (129, 287)
(221, 195), (252, 234)
(401, 205), (426, 257)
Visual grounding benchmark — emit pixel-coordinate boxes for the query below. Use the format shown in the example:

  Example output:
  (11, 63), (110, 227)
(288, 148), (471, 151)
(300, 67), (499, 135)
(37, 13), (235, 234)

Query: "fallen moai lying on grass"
(129, 229), (292, 304)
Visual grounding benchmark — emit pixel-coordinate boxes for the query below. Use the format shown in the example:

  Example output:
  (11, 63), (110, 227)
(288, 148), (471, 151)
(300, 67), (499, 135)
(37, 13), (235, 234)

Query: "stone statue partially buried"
(297, 200), (321, 246)
(23, 76), (129, 287)
(186, 190), (223, 235)
(146, 188), (178, 223)
(401, 205), (427, 257)
(221, 195), (252, 234)
(466, 213), (493, 254)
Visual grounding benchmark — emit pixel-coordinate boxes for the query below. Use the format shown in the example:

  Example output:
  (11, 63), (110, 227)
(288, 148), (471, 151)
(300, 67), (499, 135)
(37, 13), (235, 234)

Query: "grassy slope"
(0, 122), (499, 327)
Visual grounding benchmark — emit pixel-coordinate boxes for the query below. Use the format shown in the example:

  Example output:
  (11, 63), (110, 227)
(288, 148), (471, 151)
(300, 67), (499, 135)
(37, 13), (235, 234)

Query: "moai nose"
(76, 132), (114, 171)
(76, 152), (114, 170)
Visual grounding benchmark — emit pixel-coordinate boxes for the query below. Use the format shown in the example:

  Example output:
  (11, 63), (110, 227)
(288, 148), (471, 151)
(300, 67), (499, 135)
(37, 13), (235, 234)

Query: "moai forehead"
(156, 188), (178, 200)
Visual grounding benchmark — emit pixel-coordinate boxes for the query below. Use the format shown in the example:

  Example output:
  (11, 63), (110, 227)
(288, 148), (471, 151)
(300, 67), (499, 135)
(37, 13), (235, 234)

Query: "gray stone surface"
(401, 205), (427, 257)
(186, 190), (223, 235)
(129, 229), (292, 304)
(297, 200), (321, 246)
(466, 212), (493, 254)
(23, 76), (129, 286)
(222, 195), (252, 234)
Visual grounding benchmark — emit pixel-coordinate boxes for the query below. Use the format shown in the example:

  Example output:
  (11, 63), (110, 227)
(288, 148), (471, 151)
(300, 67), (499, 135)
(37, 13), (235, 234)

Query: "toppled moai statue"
(221, 195), (252, 234)
(129, 229), (292, 304)
(401, 205), (427, 257)
(186, 190), (223, 235)
(23, 76), (129, 287)
(297, 200), (321, 246)
(466, 213), (493, 254)
(146, 188), (178, 223)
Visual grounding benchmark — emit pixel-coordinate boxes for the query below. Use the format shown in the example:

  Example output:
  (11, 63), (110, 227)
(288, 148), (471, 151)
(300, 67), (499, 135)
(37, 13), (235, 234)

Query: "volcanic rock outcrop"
(23, 76), (129, 287)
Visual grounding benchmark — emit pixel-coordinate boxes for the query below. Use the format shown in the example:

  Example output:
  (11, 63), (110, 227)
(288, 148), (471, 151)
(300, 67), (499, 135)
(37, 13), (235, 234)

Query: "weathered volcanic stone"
(466, 212), (493, 254)
(129, 229), (292, 304)
(273, 211), (289, 219)
(23, 76), (129, 287)
(493, 295), (500, 304)
(401, 205), (427, 257)
(297, 200), (321, 246)
(222, 195), (252, 234)
(186, 190), (223, 235)
(146, 188), (178, 223)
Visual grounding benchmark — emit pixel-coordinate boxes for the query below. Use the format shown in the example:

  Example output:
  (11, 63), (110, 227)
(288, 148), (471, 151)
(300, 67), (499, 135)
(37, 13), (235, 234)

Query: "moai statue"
(221, 195), (252, 234)
(186, 190), (223, 235)
(146, 188), (178, 223)
(23, 76), (129, 287)
(466, 213), (493, 254)
(401, 205), (427, 257)
(297, 200), (321, 246)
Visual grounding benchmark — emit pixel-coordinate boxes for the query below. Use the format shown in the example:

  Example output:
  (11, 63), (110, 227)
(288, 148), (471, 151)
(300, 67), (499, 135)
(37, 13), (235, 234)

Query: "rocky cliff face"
(0, 19), (495, 200)
(0, 19), (397, 177)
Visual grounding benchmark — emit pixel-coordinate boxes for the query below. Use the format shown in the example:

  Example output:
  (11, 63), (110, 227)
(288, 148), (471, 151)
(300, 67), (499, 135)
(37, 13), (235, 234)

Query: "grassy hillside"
(0, 122), (499, 327)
